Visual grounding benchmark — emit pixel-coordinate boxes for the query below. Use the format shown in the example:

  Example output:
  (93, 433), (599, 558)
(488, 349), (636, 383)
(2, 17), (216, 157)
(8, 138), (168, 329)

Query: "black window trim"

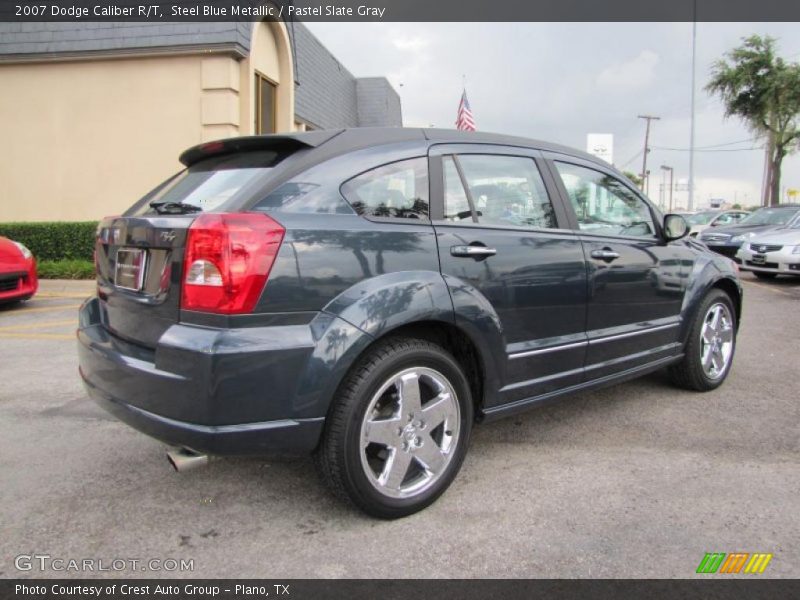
(339, 156), (432, 224)
(427, 143), (576, 234)
(543, 152), (667, 242)
(450, 155), (480, 224)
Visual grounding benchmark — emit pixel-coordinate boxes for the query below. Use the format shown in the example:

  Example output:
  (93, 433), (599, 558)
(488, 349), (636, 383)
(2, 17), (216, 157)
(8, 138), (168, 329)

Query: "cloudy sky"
(306, 22), (800, 210)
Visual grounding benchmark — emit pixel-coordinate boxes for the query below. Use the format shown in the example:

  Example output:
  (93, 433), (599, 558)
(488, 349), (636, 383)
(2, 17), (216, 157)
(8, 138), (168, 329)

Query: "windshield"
(686, 211), (718, 225)
(127, 151), (284, 216)
(738, 207), (798, 226)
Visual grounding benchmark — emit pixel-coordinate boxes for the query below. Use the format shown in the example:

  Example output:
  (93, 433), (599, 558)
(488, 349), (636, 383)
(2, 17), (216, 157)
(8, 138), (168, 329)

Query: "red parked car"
(0, 236), (38, 304)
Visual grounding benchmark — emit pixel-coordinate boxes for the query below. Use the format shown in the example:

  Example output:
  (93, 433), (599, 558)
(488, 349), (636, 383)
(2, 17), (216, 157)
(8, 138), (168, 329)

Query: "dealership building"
(0, 22), (402, 221)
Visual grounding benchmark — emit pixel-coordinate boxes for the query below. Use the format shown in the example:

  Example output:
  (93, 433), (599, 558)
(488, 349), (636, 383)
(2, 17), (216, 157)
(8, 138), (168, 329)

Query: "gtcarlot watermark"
(14, 554), (194, 573)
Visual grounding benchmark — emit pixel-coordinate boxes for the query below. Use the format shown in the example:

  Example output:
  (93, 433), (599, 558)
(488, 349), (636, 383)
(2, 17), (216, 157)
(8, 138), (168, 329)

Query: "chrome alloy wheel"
(700, 302), (734, 380)
(359, 367), (461, 499)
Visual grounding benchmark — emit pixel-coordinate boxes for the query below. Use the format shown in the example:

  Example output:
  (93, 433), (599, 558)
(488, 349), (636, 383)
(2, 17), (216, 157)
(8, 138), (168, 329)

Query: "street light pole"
(661, 165), (674, 212)
(688, 21), (697, 211)
(638, 115), (660, 195)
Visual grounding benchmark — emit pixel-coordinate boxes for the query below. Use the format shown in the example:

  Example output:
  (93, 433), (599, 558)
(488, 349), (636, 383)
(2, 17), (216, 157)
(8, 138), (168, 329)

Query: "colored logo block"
(697, 552), (773, 574)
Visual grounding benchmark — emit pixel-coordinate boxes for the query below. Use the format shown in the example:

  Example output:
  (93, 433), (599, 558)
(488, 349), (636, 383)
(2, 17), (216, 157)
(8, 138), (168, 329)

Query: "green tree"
(706, 35), (800, 206)
(623, 171), (643, 188)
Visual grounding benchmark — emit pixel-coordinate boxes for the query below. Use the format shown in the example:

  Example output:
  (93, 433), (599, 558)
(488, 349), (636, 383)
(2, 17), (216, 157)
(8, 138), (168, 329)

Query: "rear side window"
(443, 154), (557, 229)
(341, 158), (429, 220)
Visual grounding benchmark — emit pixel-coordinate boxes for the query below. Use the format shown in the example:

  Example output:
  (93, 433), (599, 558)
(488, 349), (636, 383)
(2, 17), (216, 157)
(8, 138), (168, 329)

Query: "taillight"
(181, 212), (285, 314)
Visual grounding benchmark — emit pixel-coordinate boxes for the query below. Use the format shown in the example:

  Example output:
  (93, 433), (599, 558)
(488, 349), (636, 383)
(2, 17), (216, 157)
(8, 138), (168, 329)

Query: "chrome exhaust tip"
(166, 446), (209, 472)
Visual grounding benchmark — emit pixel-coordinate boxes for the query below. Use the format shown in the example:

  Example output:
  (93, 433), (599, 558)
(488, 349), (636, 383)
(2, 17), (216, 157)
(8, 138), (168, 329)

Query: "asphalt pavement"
(0, 274), (797, 578)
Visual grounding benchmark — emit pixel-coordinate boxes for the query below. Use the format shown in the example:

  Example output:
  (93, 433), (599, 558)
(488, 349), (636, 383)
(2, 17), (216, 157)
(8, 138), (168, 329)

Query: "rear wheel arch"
(322, 320), (488, 430)
(314, 333), (474, 517)
(377, 320), (487, 417)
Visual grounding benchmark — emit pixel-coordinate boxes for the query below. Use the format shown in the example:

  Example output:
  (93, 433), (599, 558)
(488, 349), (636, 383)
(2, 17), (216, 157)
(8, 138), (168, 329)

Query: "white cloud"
(597, 50), (660, 90)
(392, 36), (429, 52)
(306, 22), (800, 206)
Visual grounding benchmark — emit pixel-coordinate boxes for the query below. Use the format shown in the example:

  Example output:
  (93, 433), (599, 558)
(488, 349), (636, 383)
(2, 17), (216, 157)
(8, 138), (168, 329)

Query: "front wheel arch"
(710, 277), (742, 330)
(670, 287), (738, 391)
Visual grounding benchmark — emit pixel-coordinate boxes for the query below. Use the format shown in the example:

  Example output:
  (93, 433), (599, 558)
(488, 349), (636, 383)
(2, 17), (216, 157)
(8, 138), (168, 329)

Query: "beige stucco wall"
(0, 20), (295, 222)
(240, 20), (295, 135)
(0, 55), (204, 221)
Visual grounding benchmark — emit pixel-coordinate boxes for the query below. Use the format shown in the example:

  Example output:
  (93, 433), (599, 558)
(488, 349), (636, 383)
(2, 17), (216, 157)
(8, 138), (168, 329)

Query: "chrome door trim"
(508, 322), (681, 360)
(509, 340), (588, 360)
(588, 322), (680, 345)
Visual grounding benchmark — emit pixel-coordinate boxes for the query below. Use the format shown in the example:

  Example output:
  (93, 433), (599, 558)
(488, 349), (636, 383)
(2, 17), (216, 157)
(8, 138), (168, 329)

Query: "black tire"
(668, 289), (737, 392)
(315, 337), (473, 519)
(753, 271), (777, 280)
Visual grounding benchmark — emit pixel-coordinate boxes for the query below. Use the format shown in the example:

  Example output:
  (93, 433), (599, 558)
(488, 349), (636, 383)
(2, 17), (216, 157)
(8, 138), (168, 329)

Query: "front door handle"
(590, 248), (620, 262)
(451, 245), (497, 258)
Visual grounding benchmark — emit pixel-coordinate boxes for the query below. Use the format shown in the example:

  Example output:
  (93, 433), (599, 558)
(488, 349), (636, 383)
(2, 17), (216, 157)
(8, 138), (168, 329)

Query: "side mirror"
(664, 214), (689, 241)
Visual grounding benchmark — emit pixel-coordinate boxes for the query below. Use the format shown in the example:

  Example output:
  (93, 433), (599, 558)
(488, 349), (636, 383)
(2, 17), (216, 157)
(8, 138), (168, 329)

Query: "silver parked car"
(737, 220), (800, 279)
(686, 209), (750, 237)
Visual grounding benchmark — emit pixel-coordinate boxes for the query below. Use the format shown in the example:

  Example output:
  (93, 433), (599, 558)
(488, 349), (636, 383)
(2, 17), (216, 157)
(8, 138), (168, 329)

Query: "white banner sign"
(586, 134), (614, 164)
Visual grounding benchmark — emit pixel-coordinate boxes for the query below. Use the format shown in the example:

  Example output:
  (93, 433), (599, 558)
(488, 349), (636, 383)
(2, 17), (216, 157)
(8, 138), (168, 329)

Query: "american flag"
(455, 90), (476, 131)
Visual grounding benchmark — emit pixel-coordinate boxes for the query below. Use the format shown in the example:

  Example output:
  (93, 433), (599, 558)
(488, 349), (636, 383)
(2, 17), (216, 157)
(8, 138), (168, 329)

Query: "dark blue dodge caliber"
(78, 128), (742, 518)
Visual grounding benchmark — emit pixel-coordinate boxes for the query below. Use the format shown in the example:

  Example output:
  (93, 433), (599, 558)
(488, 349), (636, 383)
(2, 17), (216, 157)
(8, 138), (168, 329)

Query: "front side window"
(341, 157), (429, 220)
(443, 154), (557, 229)
(555, 162), (656, 238)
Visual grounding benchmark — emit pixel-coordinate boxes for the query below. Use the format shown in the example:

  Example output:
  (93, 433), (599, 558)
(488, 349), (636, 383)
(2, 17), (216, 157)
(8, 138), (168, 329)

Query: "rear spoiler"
(179, 130), (344, 167)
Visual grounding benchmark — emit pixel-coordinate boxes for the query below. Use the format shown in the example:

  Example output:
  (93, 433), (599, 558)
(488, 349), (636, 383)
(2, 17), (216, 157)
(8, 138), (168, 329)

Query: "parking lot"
(0, 274), (797, 579)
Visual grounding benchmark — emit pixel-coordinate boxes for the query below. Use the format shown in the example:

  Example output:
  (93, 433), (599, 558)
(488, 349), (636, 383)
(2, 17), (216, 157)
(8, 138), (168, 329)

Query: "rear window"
(127, 151), (285, 216)
(686, 212), (717, 225)
(739, 207), (799, 226)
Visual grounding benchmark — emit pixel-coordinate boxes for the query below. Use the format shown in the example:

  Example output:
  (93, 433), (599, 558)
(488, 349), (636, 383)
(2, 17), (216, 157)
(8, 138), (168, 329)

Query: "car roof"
(180, 127), (604, 169)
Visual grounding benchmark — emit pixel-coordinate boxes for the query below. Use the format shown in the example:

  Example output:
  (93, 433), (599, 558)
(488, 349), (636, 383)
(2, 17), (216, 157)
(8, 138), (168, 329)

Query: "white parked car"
(736, 222), (800, 279)
(686, 210), (750, 237)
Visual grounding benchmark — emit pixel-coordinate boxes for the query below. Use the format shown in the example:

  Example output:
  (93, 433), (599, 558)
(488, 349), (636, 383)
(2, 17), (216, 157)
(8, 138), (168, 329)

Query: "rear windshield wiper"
(149, 201), (202, 214)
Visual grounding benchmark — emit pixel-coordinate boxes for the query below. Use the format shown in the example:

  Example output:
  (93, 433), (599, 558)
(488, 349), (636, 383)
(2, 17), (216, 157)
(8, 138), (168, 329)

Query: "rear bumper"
(77, 296), (341, 455)
(82, 375), (323, 455)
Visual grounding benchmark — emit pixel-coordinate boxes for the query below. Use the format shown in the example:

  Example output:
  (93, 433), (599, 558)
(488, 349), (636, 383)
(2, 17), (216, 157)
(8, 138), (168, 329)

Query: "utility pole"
(688, 21), (697, 211)
(638, 115), (660, 195)
(661, 165), (674, 212)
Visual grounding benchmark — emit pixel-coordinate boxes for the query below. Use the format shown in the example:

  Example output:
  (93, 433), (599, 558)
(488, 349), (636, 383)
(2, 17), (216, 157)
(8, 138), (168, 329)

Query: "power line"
(618, 149), (643, 169)
(691, 137), (759, 149)
(652, 145), (765, 152)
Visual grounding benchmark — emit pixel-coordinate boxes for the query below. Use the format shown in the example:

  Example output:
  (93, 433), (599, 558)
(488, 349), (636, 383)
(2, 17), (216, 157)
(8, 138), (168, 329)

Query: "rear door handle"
(450, 245), (497, 258)
(590, 249), (620, 262)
